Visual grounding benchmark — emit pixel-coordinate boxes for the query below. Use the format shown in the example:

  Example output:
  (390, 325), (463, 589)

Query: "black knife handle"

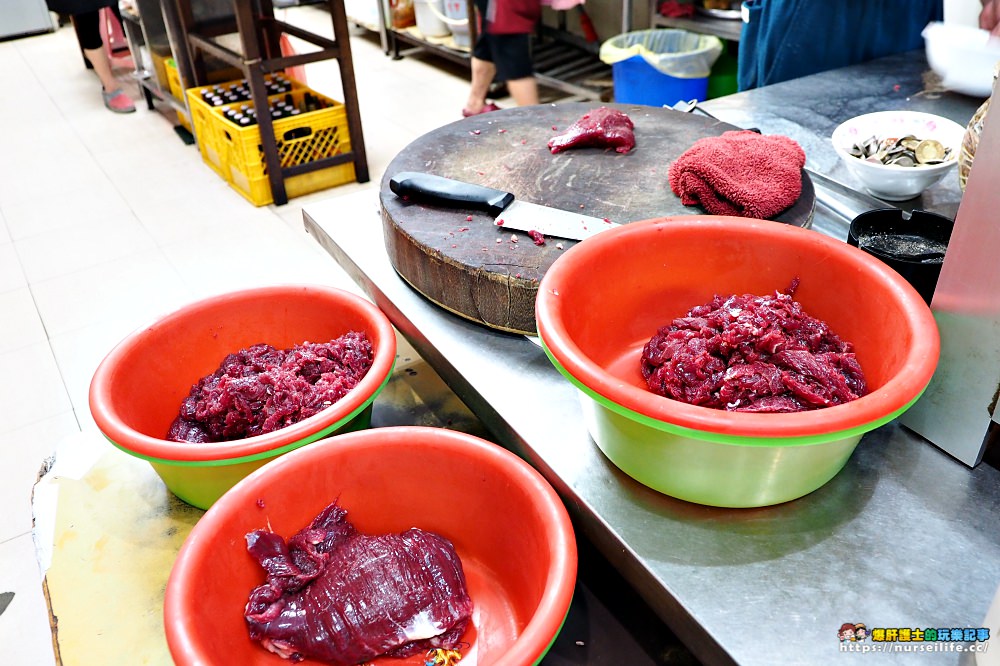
(389, 172), (515, 217)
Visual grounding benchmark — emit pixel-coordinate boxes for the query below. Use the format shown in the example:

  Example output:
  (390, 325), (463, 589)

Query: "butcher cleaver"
(389, 171), (620, 241)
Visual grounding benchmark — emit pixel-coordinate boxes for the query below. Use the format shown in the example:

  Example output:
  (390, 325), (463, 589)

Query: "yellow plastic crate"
(186, 82), (234, 180)
(185, 75), (302, 183)
(150, 51), (171, 96)
(165, 58), (183, 101)
(229, 158), (356, 207)
(213, 88), (356, 206)
(165, 59), (192, 132)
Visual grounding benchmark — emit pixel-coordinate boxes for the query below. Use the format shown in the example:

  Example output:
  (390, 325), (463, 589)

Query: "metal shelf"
(119, 1), (190, 123)
(386, 0), (477, 66)
(343, 0), (391, 53)
(650, 12), (742, 41)
(390, 25), (473, 66)
(386, 15), (611, 101)
(532, 35), (611, 102)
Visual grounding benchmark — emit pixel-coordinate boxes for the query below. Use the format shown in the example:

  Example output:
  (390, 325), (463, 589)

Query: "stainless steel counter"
(699, 50), (982, 239)
(304, 189), (1000, 665)
(303, 51), (1000, 665)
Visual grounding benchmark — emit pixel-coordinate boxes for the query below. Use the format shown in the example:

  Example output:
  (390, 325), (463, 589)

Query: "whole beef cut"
(245, 502), (473, 664)
(548, 107), (636, 154)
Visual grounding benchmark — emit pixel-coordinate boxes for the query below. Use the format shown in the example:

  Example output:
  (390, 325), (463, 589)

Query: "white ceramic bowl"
(831, 110), (965, 201)
(923, 21), (1000, 98)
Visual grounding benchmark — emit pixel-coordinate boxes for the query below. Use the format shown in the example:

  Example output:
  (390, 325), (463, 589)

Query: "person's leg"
(86, 43), (136, 112)
(74, 9), (135, 112)
(463, 0), (500, 115)
(505, 76), (537, 106)
(82, 45), (120, 94)
(492, 33), (536, 107)
(74, 10), (118, 91)
(466, 56), (497, 113)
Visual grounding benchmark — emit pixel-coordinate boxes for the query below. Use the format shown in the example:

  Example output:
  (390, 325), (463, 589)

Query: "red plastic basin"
(89, 284), (397, 509)
(535, 217), (940, 506)
(164, 426), (578, 666)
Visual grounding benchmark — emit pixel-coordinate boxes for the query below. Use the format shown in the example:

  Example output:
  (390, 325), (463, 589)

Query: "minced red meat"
(167, 332), (373, 443)
(640, 283), (866, 413)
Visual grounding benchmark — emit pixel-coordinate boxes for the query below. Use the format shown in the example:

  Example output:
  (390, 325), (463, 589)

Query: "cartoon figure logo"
(839, 623), (857, 642)
(854, 623), (869, 642)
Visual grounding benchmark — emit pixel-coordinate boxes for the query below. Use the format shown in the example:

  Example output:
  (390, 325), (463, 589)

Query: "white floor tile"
(0, 89), (72, 136)
(0, 118), (79, 156)
(82, 119), (192, 172)
(0, 150), (108, 209)
(0, 241), (26, 292)
(138, 202), (270, 246)
(29, 246), (190, 339)
(14, 213), (157, 284)
(0, 413), (78, 543)
(0, 533), (58, 666)
(0, 40), (35, 85)
(2, 179), (133, 241)
(0, 287), (48, 354)
(48, 317), (157, 426)
(159, 220), (358, 299)
(0, 341), (72, 436)
(110, 156), (224, 210)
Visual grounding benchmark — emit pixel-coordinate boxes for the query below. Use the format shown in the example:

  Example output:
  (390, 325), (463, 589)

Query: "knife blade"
(804, 168), (897, 220)
(389, 171), (619, 241)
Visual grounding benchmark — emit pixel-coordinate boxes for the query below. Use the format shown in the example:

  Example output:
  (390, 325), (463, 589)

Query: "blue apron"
(738, 0), (943, 90)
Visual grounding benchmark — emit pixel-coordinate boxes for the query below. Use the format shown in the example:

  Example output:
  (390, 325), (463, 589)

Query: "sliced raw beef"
(245, 502), (473, 665)
(548, 107), (635, 154)
(641, 282), (867, 412)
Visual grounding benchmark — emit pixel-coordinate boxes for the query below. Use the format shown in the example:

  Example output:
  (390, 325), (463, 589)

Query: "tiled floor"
(0, 7), (571, 663)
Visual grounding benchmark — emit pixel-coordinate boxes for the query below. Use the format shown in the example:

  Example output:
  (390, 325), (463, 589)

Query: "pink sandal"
(462, 102), (500, 118)
(102, 88), (136, 114)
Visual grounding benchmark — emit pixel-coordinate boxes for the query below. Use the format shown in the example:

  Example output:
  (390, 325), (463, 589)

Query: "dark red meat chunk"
(548, 107), (635, 154)
(528, 229), (546, 245)
(640, 283), (866, 412)
(244, 502), (473, 665)
(167, 332), (373, 443)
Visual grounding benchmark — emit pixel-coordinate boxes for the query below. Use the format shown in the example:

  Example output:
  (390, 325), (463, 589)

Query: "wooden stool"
(175, 0), (369, 204)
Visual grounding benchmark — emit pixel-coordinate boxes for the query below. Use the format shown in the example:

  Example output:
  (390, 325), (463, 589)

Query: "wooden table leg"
(236, 0), (289, 205)
(327, 0), (369, 184)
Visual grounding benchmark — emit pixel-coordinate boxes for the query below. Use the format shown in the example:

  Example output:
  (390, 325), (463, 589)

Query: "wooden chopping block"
(380, 102), (815, 335)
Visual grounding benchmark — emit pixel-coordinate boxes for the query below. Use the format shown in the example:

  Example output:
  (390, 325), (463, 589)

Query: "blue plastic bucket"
(612, 55), (709, 106)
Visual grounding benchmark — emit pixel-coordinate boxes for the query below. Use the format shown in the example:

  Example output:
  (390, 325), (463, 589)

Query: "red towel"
(668, 131), (806, 219)
(658, 1), (695, 18)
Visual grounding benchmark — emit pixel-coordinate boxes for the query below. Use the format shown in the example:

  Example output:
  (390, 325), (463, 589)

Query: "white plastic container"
(414, 0), (450, 37)
(922, 21), (1000, 98)
(944, 0), (981, 27)
(444, 0), (470, 48)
